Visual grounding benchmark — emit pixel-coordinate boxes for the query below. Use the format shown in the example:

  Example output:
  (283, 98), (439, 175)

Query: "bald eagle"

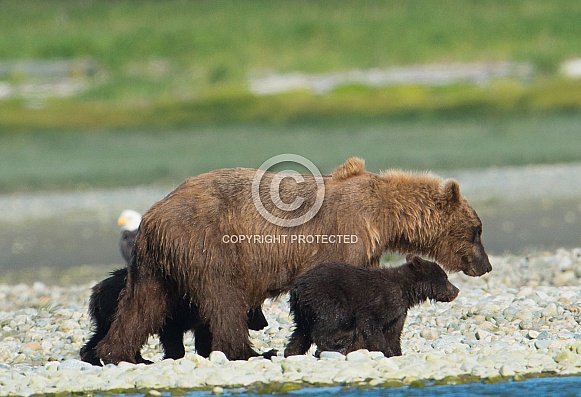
(117, 209), (141, 263)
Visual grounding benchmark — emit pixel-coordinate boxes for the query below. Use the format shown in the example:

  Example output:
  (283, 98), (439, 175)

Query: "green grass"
(1, 113), (580, 192)
(4, 0), (580, 79)
(1, 0), (581, 129)
(2, 80), (581, 131)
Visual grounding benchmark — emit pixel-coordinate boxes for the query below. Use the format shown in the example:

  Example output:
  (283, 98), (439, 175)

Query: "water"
(280, 377), (581, 397)
(105, 376), (581, 397)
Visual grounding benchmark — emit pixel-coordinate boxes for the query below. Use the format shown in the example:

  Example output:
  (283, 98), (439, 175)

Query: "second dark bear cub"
(284, 256), (459, 358)
(80, 268), (268, 365)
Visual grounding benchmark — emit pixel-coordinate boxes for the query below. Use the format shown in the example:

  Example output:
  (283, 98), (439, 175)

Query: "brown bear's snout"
(462, 251), (492, 277)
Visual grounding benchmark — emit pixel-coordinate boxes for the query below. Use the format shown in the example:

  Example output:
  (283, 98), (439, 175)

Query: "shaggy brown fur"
(284, 257), (459, 357)
(96, 157), (490, 363)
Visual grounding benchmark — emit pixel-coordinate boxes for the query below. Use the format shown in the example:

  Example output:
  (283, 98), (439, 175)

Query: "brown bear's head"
(407, 256), (459, 303)
(433, 180), (492, 277)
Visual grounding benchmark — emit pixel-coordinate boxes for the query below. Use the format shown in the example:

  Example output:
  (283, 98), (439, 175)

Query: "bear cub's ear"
(408, 255), (424, 268)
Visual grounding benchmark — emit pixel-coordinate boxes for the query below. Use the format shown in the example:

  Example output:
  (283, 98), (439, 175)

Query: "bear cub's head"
(406, 255), (459, 303)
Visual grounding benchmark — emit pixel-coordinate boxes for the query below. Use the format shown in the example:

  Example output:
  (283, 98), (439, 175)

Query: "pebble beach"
(1, 248), (581, 396)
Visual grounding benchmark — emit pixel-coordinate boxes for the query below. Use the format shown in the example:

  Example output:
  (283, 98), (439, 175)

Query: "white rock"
(345, 350), (367, 362)
(319, 351), (345, 360)
(537, 330), (552, 340)
(284, 354), (313, 362)
(174, 374), (206, 388)
(209, 351), (228, 365)
(500, 364), (516, 376)
(374, 357), (400, 372)
(203, 371), (228, 386)
(535, 340), (552, 350)
(557, 257), (574, 271)
(58, 359), (94, 370)
(475, 328), (494, 341)
(527, 330), (539, 339)
(367, 351), (385, 360)
(421, 329), (439, 340)
(553, 271), (576, 286)
(333, 364), (378, 383)
(541, 303), (559, 318)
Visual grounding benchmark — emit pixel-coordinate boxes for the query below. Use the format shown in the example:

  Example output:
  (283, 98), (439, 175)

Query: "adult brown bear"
(96, 157), (490, 363)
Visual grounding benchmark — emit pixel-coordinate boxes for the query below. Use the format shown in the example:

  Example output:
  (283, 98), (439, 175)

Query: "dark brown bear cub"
(80, 268), (205, 365)
(284, 257), (459, 357)
(80, 268), (268, 365)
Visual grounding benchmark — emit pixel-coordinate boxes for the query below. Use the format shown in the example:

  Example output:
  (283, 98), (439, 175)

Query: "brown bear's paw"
(95, 343), (137, 365)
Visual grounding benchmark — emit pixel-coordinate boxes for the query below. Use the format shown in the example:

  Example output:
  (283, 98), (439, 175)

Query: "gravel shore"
(1, 248), (581, 396)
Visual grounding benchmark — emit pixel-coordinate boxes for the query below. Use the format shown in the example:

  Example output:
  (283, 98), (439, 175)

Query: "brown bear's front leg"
(96, 276), (169, 364)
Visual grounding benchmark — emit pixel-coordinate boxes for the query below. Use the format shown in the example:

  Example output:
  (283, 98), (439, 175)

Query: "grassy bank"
(1, 113), (580, 192)
(1, 0), (581, 129)
(4, 0), (580, 81)
(3, 80), (581, 131)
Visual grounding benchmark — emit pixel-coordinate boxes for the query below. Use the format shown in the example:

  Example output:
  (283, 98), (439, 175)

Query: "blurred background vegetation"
(1, 0), (581, 191)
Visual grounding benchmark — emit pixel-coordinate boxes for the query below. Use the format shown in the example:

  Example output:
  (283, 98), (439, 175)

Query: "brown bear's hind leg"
(96, 276), (169, 364)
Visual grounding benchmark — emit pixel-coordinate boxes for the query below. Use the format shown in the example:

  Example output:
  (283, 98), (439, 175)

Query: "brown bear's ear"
(442, 179), (461, 205)
(332, 157), (366, 180)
